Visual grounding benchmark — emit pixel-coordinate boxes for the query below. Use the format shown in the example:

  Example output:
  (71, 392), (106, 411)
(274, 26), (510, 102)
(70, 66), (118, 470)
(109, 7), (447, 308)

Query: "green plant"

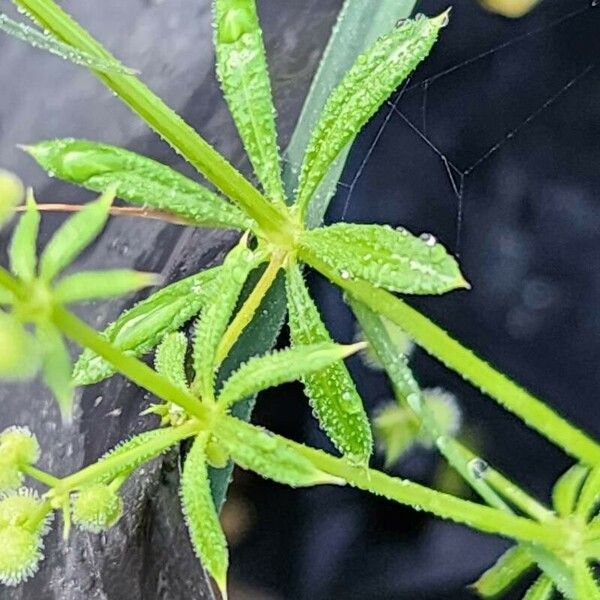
(0, 0), (598, 598)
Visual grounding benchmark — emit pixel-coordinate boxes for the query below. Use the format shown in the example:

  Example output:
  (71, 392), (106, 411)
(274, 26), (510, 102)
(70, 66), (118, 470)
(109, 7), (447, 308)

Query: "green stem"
(50, 305), (207, 421)
(51, 421), (199, 495)
(21, 464), (61, 488)
(230, 417), (558, 547)
(215, 252), (284, 367)
(301, 248), (600, 466)
(14, 0), (292, 242)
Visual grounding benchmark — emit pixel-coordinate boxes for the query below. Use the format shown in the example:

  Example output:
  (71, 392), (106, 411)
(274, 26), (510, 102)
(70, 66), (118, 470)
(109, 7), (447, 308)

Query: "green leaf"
(214, 0), (285, 205)
(73, 266), (220, 385)
(0, 169), (24, 226)
(300, 223), (466, 295)
(37, 323), (73, 418)
(0, 289), (14, 305)
(0, 311), (40, 380)
(283, 0), (419, 226)
(523, 574), (554, 600)
(575, 464), (600, 520)
(9, 190), (39, 282)
(53, 270), (159, 304)
(552, 464), (589, 517)
(574, 561), (600, 600)
(472, 546), (535, 597)
(191, 239), (262, 400)
(217, 417), (344, 487)
(285, 262), (372, 465)
(0, 14), (136, 75)
(39, 187), (114, 283)
(295, 11), (448, 214)
(218, 341), (366, 409)
(181, 433), (228, 596)
(23, 139), (252, 230)
(155, 332), (188, 390)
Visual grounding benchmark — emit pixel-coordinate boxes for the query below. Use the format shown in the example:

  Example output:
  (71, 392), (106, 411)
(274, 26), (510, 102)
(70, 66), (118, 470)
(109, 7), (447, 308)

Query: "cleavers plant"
(0, 0), (599, 598)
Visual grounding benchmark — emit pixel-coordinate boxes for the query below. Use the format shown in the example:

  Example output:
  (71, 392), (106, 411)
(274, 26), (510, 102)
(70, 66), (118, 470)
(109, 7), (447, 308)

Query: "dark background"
(1, 0), (599, 598)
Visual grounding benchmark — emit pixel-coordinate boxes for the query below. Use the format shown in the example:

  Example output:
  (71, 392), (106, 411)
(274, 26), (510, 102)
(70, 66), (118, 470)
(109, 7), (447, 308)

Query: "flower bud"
(0, 489), (52, 535)
(72, 484), (123, 533)
(0, 465), (23, 494)
(0, 525), (43, 586)
(0, 427), (40, 466)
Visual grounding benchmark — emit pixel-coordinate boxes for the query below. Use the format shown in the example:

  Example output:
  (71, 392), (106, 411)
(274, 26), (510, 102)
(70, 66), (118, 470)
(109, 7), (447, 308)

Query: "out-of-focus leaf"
(552, 464), (588, 517)
(217, 417), (344, 487)
(576, 465), (600, 520)
(218, 341), (365, 409)
(37, 323), (72, 418)
(472, 546), (535, 597)
(0, 311), (40, 380)
(523, 574), (554, 600)
(478, 0), (542, 19)
(181, 433), (228, 596)
(295, 12), (448, 215)
(24, 140), (252, 230)
(0, 14), (136, 74)
(0, 170), (24, 226)
(73, 266), (220, 385)
(38, 187), (114, 283)
(286, 262), (372, 466)
(9, 190), (39, 282)
(300, 223), (466, 295)
(574, 561), (600, 600)
(214, 0), (285, 205)
(53, 270), (159, 304)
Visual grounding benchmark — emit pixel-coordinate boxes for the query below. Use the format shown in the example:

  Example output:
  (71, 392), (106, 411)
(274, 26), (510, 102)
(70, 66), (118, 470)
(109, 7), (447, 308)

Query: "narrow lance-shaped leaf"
(300, 223), (467, 295)
(23, 140), (252, 230)
(39, 187), (114, 283)
(0, 311), (40, 380)
(218, 341), (366, 409)
(181, 433), (229, 596)
(9, 189), (39, 281)
(0, 170), (24, 226)
(471, 546), (535, 598)
(0, 14), (136, 75)
(296, 11), (448, 214)
(214, 0), (285, 204)
(155, 332), (188, 390)
(552, 464), (588, 517)
(73, 266), (221, 385)
(574, 561), (600, 600)
(53, 270), (159, 304)
(192, 238), (263, 400)
(285, 262), (372, 466)
(575, 464), (600, 520)
(37, 323), (73, 418)
(523, 574), (555, 600)
(217, 417), (344, 487)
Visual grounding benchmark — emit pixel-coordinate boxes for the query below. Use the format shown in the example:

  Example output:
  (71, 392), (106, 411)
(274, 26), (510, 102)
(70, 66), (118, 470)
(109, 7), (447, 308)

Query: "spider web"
(326, 0), (600, 258)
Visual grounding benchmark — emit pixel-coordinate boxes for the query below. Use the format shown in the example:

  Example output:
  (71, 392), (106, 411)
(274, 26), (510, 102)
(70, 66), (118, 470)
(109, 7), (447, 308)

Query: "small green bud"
(206, 439), (229, 469)
(0, 490), (41, 529)
(418, 388), (462, 446)
(355, 317), (413, 371)
(0, 525), (43, 586)
(0, 426), (40, 466)
(72, 484), (123, 533)
(0, 170), (24, 226)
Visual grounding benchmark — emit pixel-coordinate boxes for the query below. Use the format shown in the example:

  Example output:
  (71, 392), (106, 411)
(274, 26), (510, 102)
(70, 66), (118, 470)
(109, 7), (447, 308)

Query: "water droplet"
(340, 269), (350, 280)
(469, 458), (489, 479)
(419, 233), (437, 247)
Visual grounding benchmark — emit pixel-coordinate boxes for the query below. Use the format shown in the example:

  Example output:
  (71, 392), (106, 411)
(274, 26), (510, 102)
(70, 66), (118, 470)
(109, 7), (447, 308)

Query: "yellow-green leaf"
(23, 139), (252, 230)
(0, 170), (24, 226)
(217, 417), (343, 487)
(523, 574), (554, 600)
(155, 332), (188, 390)
(39, 187), (114, 283)
(472, 546), (534, 598)
(300, 223), (466, 295)
(214, 0), (285, 204)
(296, 12), (448, 214)
(73, 266), (221, 385)
(218, 341), (365, 409)
(9, 190), (39, 282)
(181, 433), (229, 596)
(552, 464), (588, 517)
(285, 262), (372, 465)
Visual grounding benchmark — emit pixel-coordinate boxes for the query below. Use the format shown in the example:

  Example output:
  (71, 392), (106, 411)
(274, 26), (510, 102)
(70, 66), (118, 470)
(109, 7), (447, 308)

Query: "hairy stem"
(301, 248), (600, 466)
(21, 464), (61, 488)
(14, 0), (292, 242)
(50, 305), (207, 421)
(51, 421), (200, 495)
(230, 417), (560, 547)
